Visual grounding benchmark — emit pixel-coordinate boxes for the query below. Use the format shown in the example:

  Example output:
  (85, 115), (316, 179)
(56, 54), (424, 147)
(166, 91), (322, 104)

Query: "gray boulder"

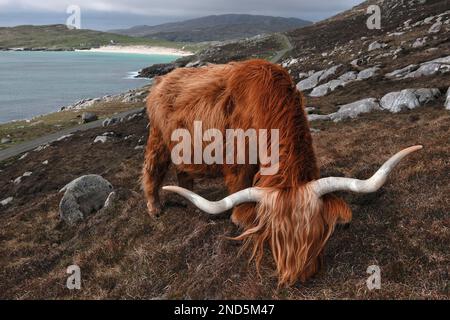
(318, 64), (342, 82)
(1, 197), (13, 206)
(102, 117), (119, 127)
(330, 98), (381, 122)
(428, 21), (442, 33)
(81, 112), (98, 123)
(412, 37), (427, 48)
(380, 90), (420, 113)
(400, 56), (450, 78)
(338, 71), (358, 81)
(1, 137), (12, 144)
(308, 114), (330, 122)
(59, 175), (114, 224)
(411, 88), (441, 104)
(368, 41), (386, 51)
(309, 79), (345, 97)
(94, 135), (108, 143)
(296, 65), (342, 91)
(385, 64), (418, 78)
(296, 70), (325, 91)
(405, 63), (441, 78)
(357, 67), (380, 80)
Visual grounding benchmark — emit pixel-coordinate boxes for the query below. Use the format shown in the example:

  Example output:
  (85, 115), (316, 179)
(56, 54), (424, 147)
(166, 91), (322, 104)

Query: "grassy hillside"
(0, 24), (185, 50)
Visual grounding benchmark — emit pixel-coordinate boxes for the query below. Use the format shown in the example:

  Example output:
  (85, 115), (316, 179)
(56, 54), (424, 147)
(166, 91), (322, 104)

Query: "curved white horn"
(310, 145), (423, 197)
(162, 186), (265, 214)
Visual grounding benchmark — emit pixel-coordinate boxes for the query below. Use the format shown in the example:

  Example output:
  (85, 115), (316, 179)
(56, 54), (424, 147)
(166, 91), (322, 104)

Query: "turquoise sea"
(0, 51), (177, 123)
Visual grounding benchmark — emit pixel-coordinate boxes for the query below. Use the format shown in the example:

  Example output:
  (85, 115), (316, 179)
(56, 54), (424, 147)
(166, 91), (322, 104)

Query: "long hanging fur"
(234, 186), (342, 285)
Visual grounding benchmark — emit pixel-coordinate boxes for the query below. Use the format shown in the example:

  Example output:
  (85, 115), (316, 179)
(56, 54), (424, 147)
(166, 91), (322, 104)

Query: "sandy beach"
(79, 45), (193, 56)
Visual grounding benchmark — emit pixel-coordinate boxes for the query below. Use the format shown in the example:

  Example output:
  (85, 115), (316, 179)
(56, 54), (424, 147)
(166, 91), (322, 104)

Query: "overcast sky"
(0, 0), (363, 30)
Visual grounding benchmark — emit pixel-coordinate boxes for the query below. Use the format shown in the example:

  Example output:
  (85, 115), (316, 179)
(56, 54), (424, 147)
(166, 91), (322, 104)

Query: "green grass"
(0, 24), (198, 51)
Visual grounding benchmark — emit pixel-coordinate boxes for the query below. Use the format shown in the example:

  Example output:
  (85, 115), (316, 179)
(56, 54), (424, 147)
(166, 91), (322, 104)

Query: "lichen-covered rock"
(59, 175), (114, 224)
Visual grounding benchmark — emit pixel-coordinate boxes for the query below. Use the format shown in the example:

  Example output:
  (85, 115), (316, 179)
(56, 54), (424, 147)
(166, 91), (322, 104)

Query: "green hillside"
(0, 24), (185, 50)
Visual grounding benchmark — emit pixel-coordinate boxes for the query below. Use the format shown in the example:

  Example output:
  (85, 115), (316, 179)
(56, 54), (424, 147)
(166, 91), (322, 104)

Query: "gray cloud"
(0, 0), (362, 30)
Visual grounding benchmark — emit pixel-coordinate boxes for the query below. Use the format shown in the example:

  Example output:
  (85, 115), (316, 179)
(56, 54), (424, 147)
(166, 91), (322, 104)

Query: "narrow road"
(0, 108), (144, 162)
(270, 34), (294, 64)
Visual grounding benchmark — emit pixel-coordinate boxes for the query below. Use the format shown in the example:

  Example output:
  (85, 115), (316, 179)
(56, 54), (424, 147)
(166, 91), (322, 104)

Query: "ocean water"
(0, 51), (177, 123)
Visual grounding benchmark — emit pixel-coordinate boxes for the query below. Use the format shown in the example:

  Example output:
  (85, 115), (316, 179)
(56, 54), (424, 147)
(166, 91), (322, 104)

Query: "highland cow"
(142, 59), (421, 285)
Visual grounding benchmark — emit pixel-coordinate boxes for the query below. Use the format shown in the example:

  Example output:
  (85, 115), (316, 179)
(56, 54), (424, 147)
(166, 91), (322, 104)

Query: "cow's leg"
(223, 166), (258, 228)
(142, 126), (171, 217)
(162, 171), (194, 208)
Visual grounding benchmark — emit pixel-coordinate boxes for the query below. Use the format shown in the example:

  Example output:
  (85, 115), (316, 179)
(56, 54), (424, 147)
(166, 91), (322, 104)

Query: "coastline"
(77, 45), (193, 56)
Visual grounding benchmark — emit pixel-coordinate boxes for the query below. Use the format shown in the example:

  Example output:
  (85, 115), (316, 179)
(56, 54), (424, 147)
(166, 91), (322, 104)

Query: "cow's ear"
(321, 194), (352, 225)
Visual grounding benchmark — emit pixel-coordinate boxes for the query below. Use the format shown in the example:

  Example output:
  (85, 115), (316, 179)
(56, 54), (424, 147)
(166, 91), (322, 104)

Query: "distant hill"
(0, 24), (181, 50)
(110, 14), (312, 42)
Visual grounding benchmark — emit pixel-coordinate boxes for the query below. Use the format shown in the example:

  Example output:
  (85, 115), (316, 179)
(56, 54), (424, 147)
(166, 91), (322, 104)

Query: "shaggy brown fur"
(143, 59), (352, 285)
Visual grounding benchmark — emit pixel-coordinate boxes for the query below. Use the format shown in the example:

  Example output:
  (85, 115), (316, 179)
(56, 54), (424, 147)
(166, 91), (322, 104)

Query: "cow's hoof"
(147, 202), (162, 217)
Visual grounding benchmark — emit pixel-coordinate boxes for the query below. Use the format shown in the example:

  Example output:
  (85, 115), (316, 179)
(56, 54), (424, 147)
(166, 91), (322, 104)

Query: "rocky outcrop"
(59, 175), (114, 224)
